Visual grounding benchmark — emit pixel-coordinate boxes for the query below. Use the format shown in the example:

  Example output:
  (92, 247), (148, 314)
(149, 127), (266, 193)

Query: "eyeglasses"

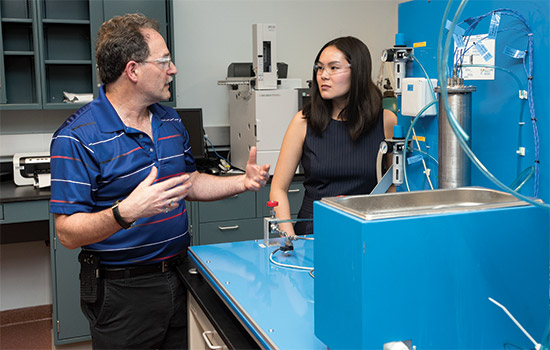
(314, 62), (351, 76)
(141, 56), (172, 70)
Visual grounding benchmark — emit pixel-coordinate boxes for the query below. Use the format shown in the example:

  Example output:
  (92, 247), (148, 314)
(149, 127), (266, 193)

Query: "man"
(49, 14), (270, 349)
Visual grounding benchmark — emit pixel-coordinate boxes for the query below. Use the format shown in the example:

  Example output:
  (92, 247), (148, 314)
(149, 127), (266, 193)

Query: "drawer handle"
(218, 225), (239, 231)
(202, 331), (222, 349)
(288, 189), (301, 193)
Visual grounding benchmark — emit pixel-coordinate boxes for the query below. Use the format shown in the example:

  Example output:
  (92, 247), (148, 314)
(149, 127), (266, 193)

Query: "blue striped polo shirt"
(50, 85), (195, 265)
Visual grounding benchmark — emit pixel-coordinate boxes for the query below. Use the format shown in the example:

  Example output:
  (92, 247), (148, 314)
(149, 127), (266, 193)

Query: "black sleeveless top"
(295, 109), (385, 235)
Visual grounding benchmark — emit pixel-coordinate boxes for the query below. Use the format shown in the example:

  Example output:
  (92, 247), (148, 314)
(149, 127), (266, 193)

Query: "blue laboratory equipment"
(394, 0), (549, 204)
(314, 187), (549, 350)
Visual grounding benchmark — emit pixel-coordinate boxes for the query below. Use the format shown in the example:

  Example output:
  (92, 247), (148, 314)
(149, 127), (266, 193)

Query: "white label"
(455, 34), (496, 80)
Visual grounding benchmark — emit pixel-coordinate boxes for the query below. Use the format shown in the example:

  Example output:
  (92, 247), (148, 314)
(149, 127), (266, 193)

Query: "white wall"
(0, 242), (52, 311)
(174, 0), (400, 127)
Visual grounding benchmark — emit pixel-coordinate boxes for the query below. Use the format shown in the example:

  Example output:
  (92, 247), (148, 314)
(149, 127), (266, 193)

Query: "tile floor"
(0, 305), (91, 350)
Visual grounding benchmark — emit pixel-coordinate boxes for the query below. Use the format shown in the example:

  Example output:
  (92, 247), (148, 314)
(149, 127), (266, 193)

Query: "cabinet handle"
(202, 331), (223, 349)
(288, 188), (301, 193)
(218, 225), (239, 231)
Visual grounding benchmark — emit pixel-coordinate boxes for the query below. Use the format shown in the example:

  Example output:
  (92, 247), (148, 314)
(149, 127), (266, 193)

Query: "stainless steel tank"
(435, 77), (476, 189)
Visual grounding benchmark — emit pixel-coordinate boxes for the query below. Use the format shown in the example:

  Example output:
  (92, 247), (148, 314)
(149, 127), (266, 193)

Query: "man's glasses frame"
(141, 56), (172, 70)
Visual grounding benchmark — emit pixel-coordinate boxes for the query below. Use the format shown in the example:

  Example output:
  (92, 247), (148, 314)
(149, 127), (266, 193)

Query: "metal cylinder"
(435, 78), (476, 189)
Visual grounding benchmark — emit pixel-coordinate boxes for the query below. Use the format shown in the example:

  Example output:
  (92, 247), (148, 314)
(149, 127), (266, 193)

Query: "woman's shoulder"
(291, 110), (308, 128)
(382, 108), (398, 138)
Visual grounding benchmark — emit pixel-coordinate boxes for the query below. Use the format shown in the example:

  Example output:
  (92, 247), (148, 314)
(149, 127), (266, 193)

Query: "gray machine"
(219, 24), (301, 173)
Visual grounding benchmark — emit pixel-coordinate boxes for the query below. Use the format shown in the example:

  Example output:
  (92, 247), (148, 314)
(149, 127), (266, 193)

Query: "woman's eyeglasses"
(313, 62), (351, 76)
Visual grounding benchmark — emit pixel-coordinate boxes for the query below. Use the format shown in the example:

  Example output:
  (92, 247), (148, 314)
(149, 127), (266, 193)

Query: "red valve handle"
(266, 200), (279, 208)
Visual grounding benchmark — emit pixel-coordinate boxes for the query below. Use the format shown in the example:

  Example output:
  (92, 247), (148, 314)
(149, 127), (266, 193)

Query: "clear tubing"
(410, 54), (436, 100)
(440, 0), (471, 142)
(413, 127), (435, 190)
(403, 100), (439, 191)
(413, 148), (439, 165)
(406, 53), (437, 190)
(438, 0), (548, 209)
(511, 166), (535, 192)
(462, 63), (533, 186)
(454, 8), (539, 196)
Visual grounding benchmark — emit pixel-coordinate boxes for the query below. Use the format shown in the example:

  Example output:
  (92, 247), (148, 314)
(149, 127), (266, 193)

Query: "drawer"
(259, 182), (305, 217)
(199, 218), (263, 245)
(0, 200), (49, 224)
(198, 191), (256, 222)
(288, 183), (305, 215)
(188, 292), (228, 350)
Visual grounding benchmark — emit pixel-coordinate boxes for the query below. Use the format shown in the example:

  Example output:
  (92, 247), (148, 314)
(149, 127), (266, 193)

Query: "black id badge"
(78, 251), (100, 303)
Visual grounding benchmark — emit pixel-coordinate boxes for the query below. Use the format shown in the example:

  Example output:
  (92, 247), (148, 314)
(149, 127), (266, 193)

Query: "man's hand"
(118, 166), (192, 222)
(243, 146), (270, 192)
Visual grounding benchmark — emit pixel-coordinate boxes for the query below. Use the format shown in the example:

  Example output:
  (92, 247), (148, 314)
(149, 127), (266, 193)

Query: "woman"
(270, 36), (397, 235)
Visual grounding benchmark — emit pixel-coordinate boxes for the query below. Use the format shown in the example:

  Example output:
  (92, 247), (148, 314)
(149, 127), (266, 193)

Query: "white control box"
(401, 78), (438, 117)
(253, 23), (277, 90)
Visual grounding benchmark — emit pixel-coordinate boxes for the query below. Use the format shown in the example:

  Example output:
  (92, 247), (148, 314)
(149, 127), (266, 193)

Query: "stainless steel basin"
(320, 187), (535, 221)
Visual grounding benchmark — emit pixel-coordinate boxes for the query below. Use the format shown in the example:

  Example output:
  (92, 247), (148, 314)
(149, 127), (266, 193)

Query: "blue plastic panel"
(189, 238), (326, 349)
(397, 0), (549, 204)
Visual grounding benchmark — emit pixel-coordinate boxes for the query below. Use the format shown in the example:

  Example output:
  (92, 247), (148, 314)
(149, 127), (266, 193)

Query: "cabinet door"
(198, 191), (256, 222)
(102, 0), (169, 39)
(49, 215), (91, 345)
(199, 218), (263, 245)
(36, 0), (94, 109)
(0, 0), (42, 109)
(0, 3), (6, 104)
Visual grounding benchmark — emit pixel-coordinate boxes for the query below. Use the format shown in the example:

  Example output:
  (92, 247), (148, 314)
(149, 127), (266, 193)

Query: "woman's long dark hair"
(303, 36), (382, 141)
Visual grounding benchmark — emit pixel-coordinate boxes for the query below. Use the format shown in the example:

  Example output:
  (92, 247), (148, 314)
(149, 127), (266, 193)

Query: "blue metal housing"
(314, 196), (549, 349)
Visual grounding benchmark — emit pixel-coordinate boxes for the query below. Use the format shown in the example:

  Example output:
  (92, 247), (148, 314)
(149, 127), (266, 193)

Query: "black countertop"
(0, 181), (51, 203)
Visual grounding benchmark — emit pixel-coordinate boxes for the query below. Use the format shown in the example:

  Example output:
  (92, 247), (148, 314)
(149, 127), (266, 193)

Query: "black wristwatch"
(111, 200), (135, 229)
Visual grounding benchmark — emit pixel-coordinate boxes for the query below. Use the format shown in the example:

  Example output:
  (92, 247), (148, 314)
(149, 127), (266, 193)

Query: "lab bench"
(185, 237), (326, 349)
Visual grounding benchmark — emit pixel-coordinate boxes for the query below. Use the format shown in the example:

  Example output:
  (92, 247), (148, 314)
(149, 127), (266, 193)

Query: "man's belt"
(99, 254), (183, 279)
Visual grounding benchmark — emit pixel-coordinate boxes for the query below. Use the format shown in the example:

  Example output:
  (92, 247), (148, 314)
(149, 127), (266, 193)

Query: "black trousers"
(81, 261), (188, 350)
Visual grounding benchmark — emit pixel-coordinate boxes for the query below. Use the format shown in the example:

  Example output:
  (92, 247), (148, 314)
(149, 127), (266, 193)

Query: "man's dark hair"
(95, 13), (160, 84)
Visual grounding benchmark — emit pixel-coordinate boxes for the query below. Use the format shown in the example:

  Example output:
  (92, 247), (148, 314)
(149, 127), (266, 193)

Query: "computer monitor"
(175, 108), (206, 160)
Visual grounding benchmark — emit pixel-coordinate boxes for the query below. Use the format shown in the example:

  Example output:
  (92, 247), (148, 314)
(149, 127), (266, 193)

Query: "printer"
(13, 152), (51, 188)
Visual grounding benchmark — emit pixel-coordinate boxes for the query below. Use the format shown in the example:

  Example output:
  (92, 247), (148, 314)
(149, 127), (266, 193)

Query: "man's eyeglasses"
(314, 62), (351, 76)
(141, 56), (172, 70)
